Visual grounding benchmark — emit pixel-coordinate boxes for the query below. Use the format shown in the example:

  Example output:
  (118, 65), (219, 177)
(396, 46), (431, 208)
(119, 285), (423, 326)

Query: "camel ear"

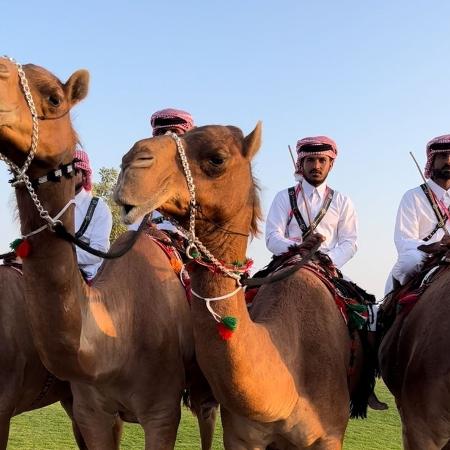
(243, 121), (262, 160)
(64, 70), (89, 106)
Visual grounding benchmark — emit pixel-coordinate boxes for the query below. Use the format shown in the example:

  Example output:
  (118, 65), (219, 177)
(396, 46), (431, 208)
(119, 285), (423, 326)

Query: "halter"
(0, 56), (63, 229)
(166, 131), (244, 284)
(0, 57), (146, 261)
(167, 131), (250, 339)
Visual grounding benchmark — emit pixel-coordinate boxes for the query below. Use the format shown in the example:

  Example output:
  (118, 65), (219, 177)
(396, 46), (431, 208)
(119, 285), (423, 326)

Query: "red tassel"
(15, 239), (31, 258)
(217, 323), (234, 340)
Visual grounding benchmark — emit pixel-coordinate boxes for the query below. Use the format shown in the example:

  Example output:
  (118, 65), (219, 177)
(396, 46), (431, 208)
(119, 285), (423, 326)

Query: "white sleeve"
(326, 196), (358, 269)
(265, 190), (299, 255)
(76, 200), (112, 266)
(394, 192), (425, 254)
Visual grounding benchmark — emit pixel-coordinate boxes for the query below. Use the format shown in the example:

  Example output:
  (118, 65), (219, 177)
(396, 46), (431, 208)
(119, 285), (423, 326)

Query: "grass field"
(8, 382), (402, 449)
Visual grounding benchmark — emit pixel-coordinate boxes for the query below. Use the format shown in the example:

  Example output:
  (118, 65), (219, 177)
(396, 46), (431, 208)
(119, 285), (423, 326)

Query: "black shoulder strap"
(420, 184), (448, 241)
(287, 186), (334, 239)
(288, 186), (308, 234)
(75, 197), (99, 239)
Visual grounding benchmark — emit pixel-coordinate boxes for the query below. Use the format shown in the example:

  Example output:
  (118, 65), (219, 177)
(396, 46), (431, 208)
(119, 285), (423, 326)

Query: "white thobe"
(128, 211), (179, 234)
(386, 179), (450, 292)
(74, 189), (112, 280)
(265, 179), (358, 269)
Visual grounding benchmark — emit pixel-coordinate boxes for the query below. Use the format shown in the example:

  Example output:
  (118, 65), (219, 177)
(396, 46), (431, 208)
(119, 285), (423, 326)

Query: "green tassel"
(221, 316), (238, 331)
(347, 304), (368, 330)
(10, 238), (23, 251)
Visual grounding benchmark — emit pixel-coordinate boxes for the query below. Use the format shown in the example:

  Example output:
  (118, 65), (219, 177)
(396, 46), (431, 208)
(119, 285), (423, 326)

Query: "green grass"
(8, 383), (401, 449)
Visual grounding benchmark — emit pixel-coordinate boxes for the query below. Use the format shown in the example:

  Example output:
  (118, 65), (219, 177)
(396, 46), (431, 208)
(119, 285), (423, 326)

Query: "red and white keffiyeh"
(150, 108), (194, 136)
(425, 134), (450, 178)
(74, 148), (93, 191)
(295, 136), (338, 176)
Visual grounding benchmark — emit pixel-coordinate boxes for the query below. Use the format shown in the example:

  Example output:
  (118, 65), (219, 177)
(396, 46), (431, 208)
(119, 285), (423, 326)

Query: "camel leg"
(0, 415), (11, 450)
(400, 408), (448, 450)
(60, 397), (88, 450)
(141, 410), (180, 450)
(186, 367), (219, 450)
(196, 404), (218, 450)
(71, 396), (122, 450)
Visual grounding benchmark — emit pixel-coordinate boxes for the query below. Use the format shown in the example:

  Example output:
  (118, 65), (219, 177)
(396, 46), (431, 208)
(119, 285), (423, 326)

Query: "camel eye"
(209, 156), (225, 166)
(48, 95), (61, 107)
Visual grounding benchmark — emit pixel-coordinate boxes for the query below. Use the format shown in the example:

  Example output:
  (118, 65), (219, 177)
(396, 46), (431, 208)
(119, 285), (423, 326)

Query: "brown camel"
(380, 263), (450, 450)
(0, 57), (215, 450)
(0, 263), (89, 449)
(115, 123), (372, 449)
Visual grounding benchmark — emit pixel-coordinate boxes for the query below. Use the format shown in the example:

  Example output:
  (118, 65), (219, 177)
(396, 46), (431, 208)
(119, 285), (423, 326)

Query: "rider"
(385, 134), (450, 293)
(266, 136), (387, 410)
(265, 135), (357, 269)
(74, 148), (112, 281)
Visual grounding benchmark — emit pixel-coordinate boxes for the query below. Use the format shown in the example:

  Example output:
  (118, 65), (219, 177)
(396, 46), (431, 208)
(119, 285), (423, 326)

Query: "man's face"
(432, 152), (450, 181)
(302, 155), (334, 186)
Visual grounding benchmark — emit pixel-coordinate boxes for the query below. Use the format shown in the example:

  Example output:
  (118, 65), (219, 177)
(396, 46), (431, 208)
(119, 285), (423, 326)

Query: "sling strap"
(287, 185), (334, 239)
(75, 197), (99, 239)
(420, 183), (449, 241)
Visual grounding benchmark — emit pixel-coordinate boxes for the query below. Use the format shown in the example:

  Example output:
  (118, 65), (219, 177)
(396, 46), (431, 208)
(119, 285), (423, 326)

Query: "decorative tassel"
(347, 303), (368, 331)
(217, 316), (238, 340)
(170, 258), (183, 274)
(10, 238), (31, 258)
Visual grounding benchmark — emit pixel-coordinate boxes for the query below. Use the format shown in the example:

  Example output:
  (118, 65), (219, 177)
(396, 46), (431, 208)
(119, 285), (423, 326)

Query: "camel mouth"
(122, 201), (157, 225)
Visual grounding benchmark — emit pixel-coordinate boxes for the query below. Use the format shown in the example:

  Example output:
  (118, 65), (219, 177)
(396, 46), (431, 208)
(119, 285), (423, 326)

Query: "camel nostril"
(0, 64), (10, 79)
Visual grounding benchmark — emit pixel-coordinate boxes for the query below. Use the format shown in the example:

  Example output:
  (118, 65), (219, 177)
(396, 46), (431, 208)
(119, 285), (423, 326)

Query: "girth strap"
(287, 185), (334, 239)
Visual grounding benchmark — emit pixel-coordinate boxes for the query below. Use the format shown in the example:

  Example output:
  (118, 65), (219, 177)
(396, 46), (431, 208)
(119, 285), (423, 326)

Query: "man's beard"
(75, 182), (83, 193)
(303, 171), (327, 187)
(432, 167), (450, 180)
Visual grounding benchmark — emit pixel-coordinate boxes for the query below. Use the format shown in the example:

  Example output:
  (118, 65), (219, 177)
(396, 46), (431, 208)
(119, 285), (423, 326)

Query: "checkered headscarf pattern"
(425, 134), (450, 178)
(295, 136), (338, 175)
(150, 108), (194, 136)
(74, 149), (93, 191)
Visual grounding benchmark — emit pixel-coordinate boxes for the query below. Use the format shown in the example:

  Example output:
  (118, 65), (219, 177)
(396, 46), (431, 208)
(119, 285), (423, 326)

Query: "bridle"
(0, 56), (64, 229)
(166, 132), (245, 283)
(0, 57), (147, 260)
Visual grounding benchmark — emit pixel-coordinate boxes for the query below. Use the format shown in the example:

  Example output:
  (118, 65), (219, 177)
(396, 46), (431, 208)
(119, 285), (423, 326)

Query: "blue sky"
(2, 1), (450, 297)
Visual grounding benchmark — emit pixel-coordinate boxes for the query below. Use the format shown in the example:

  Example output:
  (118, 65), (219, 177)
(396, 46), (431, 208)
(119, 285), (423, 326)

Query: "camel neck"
(189, 224), (298, 422)
(14, 172), (87, 379)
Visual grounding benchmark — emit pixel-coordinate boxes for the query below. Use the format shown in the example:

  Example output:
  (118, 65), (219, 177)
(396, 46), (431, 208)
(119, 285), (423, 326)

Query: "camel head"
(115, 123), (262, 237)
(0, 57), (89, 171)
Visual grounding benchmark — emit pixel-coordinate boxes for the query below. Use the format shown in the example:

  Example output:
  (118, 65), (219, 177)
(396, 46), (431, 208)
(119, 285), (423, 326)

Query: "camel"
(0, 262), (89, 449)
(0, 57), (215, 450)
(380, 260), (450, 449)
(115, 123), (373, 449)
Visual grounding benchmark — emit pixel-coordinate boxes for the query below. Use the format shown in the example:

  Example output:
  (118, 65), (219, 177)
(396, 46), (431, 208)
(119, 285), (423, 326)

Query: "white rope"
(22, 199), (75, 239)
(191, 284), (243, 302)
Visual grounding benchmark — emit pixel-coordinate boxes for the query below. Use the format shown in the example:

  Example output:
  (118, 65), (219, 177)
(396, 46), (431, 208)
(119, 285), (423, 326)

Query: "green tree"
(93, 167), (127, 242)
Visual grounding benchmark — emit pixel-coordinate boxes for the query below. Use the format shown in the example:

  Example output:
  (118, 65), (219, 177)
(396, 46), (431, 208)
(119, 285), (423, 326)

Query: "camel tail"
(182, 388), (195, 414)
(349, 330), (377, 419)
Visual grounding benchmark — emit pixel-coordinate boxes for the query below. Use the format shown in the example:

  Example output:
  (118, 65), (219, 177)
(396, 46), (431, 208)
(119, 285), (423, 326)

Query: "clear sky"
(2, 0), (450, 297)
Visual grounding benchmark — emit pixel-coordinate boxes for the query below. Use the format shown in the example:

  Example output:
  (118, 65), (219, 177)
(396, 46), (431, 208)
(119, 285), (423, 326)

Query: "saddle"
(247, 240), (375, 333)
(380, 246), (450, 335)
